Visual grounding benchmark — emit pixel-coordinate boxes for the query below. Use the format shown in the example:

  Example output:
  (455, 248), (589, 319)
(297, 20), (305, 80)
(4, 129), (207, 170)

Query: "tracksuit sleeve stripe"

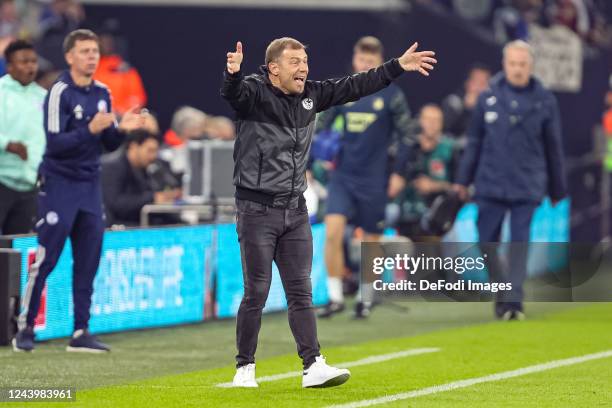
(48, 82), (67, 133)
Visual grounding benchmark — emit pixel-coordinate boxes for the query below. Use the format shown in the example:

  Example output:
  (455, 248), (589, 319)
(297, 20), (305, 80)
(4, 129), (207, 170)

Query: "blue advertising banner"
(12, 222), (331, 339)
(215, 223), (329, 318)
(13, 226), (211, 340)
(443, 199), (570, 281)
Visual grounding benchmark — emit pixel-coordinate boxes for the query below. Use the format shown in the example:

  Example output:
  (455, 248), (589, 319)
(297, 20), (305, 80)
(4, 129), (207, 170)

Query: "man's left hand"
(398, 42), (437, 76)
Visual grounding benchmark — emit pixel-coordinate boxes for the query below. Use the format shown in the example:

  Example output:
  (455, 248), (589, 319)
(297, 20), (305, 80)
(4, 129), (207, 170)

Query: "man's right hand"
(226, 41), (243, 74)
(88, 112), (116, 134)
(154, 190), (176, 204)
(6, 142), (28, 161)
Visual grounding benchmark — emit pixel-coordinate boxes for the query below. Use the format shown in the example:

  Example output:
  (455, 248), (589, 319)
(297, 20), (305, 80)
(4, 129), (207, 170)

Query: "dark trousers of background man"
(0, 182), (37, 235)
(18, 176), (105, 332)
(235, 198), (320, 369)
(476, 198), (538, 303)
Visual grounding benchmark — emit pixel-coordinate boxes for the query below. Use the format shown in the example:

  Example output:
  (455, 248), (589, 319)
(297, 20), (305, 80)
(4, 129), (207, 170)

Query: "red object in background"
(164, 129), (184, 147)
(26, 249), (46, 330)
(93, 55), (148, 115)
(34, 288), (46, 329)
(603, 109), (612, 135)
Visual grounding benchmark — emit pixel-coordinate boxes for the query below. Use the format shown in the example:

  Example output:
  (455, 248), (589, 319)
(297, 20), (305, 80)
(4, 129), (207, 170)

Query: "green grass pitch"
(1, 302), (611, 407)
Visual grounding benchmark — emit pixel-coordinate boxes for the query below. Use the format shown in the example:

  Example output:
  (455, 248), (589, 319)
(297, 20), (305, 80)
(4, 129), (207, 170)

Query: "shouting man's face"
(268, 47), (309, 95)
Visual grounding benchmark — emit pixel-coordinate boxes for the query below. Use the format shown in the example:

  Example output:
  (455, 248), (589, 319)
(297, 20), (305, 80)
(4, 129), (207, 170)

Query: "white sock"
(327, 277), (344, 303)
(359, 283), (374, 307)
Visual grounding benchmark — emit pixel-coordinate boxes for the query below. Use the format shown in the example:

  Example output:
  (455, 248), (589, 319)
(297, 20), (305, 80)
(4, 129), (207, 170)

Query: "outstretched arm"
(314, 42), (437, 112)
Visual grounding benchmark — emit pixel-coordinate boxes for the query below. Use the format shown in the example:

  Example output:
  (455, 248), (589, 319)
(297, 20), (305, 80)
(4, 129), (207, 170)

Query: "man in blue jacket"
(13, 29), (144, 352)
(316, 36), (412, 319)
(455, 40), (566, 320)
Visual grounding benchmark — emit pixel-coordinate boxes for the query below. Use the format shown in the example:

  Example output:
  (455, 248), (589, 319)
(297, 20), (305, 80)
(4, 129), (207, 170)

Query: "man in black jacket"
(221, 37), (436, 389)
(101, 130), (174, 226)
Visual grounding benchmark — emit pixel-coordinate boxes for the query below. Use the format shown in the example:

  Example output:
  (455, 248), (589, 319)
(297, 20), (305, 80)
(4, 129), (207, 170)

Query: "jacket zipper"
(288, 101), (299, 208)
(257, 151), (263, 188)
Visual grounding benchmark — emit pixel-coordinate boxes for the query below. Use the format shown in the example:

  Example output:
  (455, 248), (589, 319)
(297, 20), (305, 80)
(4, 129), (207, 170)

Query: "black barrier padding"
(0, 249), (20, 346)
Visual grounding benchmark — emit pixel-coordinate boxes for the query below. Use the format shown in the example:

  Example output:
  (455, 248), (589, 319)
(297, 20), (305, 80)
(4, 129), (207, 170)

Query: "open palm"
(398, 42), (437, 76)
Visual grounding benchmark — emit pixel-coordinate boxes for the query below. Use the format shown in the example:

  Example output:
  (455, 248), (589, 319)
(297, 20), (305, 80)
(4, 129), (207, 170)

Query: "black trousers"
(0, 181), (37, 235)
(235, 199), (320, 369)
(476, 198), (538, 303)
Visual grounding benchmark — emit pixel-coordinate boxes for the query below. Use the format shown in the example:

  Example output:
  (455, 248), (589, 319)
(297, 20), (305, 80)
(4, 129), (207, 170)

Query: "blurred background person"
(394, 104), (458, 241)
(454, 40), (566, 321)
(0, 0), (19, 77)
(102, 130), (178, 226)
(13, 29), (145, 353)
(35, 0), (85, 70)
(317, 36), (412, 319)
(0, 39), (46, 234)
(93, 19), (147, 116)
(160, 106), (208, 174)
(441, 63), (491, 142)
(205, 115), (235, 141)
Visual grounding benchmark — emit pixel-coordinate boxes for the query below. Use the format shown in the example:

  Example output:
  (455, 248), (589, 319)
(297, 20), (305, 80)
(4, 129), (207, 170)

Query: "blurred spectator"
(493, 0), (548, 44)
(0, 0), (18, 76)
(0, 39), (46, 234)
(93, 19), (147, 115)
(547, 0), (611, 46)
(550, 0), (591, 38)
(161, 106), (207, 173)
(436, 0), (497, 23)
(0, 0), (19, 38)
(34, 55), (58, 89)
(101, 130), (178, 226)
(441, 63), (491, 140)
(36, 0), (85, 69)
(0, 36), (11, 75)
(206, 115), (235, 140)
(394, 104), (457, 239)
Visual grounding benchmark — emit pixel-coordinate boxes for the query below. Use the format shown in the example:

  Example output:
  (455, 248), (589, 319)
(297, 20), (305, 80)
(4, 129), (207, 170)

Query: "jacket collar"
(489, 72), (546, 96)
(58, 70), (94, 92)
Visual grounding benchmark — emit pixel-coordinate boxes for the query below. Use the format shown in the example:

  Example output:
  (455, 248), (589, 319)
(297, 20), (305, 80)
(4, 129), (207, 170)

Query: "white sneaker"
(302, 355), (350, 388)
(232, 363), (258, 388)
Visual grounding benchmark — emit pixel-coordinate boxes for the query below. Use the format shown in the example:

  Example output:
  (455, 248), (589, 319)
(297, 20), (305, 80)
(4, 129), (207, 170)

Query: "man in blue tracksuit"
(455, 40), (566, 320)
(13, 29), (144, 352)
(317, 37), (412, 318)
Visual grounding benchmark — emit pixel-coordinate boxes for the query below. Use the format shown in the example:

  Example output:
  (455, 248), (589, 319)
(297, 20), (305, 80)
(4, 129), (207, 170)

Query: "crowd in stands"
(420, 0), (612, 49)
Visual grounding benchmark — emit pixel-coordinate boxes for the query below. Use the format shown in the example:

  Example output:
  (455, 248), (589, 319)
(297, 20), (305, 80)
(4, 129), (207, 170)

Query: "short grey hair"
(171, 106), (207, 136)
(503, 40), (535, 62)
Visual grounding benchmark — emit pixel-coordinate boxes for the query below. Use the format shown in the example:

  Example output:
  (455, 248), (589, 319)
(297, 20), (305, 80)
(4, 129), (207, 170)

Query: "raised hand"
(226, 41), (243, 74)
(398, 42), (437, 77)
(118, 106), (146, 132)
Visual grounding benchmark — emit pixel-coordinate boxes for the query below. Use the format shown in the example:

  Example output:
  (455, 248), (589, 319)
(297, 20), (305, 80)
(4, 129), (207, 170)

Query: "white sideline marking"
(327, 350), (612, 408)
(216, 347), (440, 388)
